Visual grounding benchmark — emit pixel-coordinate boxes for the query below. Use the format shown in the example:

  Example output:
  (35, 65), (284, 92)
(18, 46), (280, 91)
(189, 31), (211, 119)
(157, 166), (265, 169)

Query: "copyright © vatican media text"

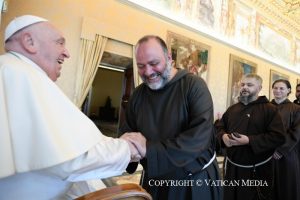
(148, 179), (268, 187)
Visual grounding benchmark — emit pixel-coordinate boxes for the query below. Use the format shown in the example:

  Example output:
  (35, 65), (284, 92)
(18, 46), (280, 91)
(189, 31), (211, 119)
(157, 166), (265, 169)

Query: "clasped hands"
(120, 132), (146, 162)
(222, 132), (249, 147)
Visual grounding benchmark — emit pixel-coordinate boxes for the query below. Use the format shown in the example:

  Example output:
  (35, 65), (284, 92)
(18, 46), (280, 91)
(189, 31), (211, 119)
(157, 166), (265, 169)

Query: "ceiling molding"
(241, 0), (300, 38)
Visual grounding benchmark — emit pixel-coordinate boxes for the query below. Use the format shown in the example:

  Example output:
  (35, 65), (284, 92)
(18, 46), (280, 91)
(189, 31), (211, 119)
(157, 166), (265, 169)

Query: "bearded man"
(120, 35), (222, 200)
(215, 74), (285, 200)
(293, 83), (300, 105)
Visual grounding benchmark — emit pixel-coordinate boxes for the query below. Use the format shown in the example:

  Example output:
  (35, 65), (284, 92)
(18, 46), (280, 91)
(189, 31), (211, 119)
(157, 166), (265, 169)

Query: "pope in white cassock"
(0, 15), (138, 200)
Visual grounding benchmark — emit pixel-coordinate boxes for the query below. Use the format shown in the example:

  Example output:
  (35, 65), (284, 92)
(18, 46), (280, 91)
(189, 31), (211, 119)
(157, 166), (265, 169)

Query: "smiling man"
(135, 36), (174, 90)
(216, 74), (285, 200)
(0, 15), (142, 200)
(120, 35), (222, 200)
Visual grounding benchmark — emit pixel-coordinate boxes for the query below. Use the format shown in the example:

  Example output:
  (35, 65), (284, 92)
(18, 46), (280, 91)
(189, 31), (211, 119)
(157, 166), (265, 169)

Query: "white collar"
(8, 51), (47, 76)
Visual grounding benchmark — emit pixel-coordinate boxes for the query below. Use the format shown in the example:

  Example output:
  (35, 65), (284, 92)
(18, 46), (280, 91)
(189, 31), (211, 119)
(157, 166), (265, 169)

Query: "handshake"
(120, 132), (147, 162)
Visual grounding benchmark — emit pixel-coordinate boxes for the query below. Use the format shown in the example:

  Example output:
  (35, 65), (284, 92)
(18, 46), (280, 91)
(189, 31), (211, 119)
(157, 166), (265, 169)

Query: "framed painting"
(227, 54), (257, 107)
(233, 1), (256, 46)
(269, 70), (289, 100)
(166, 31), (210, 82)
(121, 0), (221, 29)
(257, 15), (292, 64)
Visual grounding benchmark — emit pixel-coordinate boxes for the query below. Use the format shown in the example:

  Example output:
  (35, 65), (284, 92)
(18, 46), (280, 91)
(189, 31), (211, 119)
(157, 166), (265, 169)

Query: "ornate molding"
(241, 0), (300, 38)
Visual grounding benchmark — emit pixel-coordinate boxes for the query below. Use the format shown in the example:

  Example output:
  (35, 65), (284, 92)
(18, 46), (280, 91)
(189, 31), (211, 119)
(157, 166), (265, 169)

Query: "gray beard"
(142, 62), (172, 90)
(238, 95), (257, 105)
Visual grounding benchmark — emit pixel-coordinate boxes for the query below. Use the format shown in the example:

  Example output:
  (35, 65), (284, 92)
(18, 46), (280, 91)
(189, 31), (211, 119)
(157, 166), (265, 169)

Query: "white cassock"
(0, 52), (131, 200)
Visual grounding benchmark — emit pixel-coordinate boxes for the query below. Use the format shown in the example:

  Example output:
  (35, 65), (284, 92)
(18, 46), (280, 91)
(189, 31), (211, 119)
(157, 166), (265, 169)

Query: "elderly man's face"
(136, 39), (172, 90)
(33, 22), (70, 81)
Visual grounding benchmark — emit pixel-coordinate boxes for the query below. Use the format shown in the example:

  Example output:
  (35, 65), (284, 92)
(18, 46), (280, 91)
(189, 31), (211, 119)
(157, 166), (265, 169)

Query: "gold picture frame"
(227, 54), (257, 107)
(166, 31), (210, 82)
(256, 15), (292, 64)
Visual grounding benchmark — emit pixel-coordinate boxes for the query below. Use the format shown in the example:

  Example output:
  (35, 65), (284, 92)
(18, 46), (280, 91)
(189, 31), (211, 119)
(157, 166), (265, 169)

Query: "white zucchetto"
(4, 15), (47, 42)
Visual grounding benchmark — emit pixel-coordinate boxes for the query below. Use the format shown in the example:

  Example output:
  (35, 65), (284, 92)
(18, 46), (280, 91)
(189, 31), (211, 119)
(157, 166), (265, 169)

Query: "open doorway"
(82, 51), (134, 138)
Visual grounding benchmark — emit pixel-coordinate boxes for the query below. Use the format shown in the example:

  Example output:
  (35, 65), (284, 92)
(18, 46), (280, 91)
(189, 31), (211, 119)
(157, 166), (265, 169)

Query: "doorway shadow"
(82, 53), (134, 138)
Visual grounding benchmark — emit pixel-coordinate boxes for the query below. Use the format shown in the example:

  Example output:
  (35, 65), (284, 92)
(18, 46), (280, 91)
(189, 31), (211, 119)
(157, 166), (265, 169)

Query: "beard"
(141, 62), (172, 90)
(238, 90), (258, 105)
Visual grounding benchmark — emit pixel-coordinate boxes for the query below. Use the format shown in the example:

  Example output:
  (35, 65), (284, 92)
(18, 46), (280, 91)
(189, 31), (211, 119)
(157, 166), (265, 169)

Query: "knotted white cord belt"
(224, 156), (273, 173)
(186, 152), (216, 176)
(202, 151), (216, 170)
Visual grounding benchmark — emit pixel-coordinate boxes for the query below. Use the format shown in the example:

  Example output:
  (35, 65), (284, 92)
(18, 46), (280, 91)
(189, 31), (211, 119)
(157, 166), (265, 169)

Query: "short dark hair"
(136, 35), (168, 56)
(272, 79), (291, 95)
(243, 73), (263, 85)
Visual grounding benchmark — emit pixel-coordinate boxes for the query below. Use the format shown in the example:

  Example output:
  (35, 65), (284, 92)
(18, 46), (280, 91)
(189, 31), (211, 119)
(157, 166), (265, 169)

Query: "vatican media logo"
(204, 179), (268, 187)
(148, 179), (268, 187)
